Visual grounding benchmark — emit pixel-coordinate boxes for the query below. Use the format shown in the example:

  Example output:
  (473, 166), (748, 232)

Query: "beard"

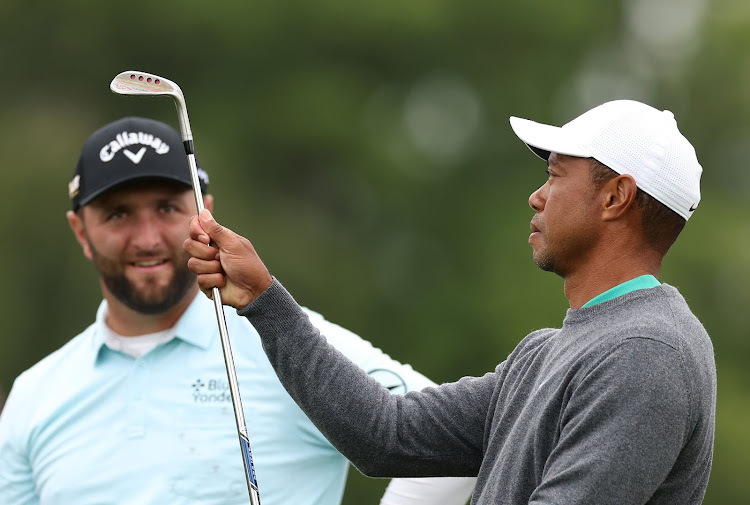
(88, 241), (196, 315)
(532, 227), (600, 278)
(533, 250), (556, 273)
(532, 245), (570, 278)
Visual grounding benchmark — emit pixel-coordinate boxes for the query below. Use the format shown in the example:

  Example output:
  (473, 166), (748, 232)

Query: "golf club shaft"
(110, 71), (262, 504)
(185, 148), (262, 505)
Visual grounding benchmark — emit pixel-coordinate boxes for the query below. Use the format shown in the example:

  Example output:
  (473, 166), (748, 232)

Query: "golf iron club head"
(109, 70), (204, 212)
(110, 70), (192, 145)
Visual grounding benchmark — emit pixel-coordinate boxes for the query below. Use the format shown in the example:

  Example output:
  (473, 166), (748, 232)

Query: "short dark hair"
(588, 158), (685, 255)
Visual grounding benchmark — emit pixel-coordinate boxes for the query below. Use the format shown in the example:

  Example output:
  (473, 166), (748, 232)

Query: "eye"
(106, 209), (127, 221)
(159, 203), (178, 214)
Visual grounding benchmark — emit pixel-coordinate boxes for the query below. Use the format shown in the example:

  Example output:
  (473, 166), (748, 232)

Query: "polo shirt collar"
(91, 292), (216, 364)
(581, 274), (661, 308)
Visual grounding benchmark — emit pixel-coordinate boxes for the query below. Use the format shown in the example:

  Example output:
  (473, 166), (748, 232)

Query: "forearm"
(240, 279), (485, 477)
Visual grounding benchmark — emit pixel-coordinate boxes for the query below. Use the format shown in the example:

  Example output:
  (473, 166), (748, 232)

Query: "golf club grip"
(211, 286), (261, 504)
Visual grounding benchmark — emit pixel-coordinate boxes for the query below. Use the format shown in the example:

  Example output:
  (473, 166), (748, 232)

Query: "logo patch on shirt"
(191, 377), (232, 404)
(367, 369), (407, 395)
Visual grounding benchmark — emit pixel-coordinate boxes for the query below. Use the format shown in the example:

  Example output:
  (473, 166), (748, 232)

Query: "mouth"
(529, 221), (542, 243)
(130, 258), (169, 270)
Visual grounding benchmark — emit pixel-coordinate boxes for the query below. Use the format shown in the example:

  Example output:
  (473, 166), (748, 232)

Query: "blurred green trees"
(0, 0), (747, 503)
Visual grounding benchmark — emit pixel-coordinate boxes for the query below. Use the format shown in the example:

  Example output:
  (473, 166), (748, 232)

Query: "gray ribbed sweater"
(240, 280), (716, 505)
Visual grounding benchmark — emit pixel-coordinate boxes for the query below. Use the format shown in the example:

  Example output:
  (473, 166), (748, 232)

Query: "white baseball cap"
(509, 100), (702, 220)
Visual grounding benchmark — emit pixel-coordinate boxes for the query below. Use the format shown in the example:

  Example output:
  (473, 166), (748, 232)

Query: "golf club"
(110, 70), (261, 505)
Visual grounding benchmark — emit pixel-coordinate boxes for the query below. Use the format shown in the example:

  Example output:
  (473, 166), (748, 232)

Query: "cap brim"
(77, 175), (195, 209)
(509, 116), (592, 161)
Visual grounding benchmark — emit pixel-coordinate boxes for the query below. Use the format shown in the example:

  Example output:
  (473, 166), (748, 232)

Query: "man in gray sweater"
(184, 100), (716, 504)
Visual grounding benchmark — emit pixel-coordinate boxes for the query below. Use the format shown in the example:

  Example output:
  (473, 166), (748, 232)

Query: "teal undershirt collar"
(582, 274), (661, 308)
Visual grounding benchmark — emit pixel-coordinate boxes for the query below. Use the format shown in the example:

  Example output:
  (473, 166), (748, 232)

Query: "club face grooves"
(109, 71), (178, 96)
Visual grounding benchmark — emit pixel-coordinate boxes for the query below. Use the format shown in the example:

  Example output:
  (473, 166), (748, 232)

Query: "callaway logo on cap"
(69, 116), (209, 211)
(509, 100), (702, 221)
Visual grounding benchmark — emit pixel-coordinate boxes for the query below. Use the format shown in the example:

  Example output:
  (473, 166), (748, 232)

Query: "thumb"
(198, 209), (233, 248)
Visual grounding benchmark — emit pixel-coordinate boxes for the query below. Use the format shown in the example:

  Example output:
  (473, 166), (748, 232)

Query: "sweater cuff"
(236, 278), (306, 331)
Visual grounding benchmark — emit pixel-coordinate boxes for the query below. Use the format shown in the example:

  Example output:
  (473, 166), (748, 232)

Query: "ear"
(203, 193), (214, 213)
(66, 210), (93, 260)
(601, 175), (638, 222)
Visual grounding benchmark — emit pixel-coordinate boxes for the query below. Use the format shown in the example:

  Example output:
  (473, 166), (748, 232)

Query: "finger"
(198, 209), (236, 248)
(196, 272), (227, 291)
(188, 215), (211, 244)
(187, 257), (223, 275)
(183, 237), (220, 260)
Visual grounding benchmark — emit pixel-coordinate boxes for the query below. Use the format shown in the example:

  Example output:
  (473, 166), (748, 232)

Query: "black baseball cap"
(69, 117), (209, 211)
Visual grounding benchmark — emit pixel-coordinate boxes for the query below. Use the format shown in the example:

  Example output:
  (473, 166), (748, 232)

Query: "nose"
(529, 183), (546, 212)
(131, 213), (163, 250)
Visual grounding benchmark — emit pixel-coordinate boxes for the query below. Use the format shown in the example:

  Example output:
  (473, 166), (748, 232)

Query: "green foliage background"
(1, 1), (748, 503)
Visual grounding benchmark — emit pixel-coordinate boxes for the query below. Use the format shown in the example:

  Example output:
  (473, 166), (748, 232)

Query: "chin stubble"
(89, 242), (195, 314)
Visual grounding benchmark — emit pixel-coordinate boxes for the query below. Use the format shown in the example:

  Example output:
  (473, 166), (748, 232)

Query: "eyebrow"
(547, 153), (567, 173)
(87, 197), (124, 212)
(93, 190), (184, 207)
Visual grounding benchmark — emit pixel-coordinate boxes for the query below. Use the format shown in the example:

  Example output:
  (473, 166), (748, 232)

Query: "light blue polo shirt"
(0, 293), (438, 505)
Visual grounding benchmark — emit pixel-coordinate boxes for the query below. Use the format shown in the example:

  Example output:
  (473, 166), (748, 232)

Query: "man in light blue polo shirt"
(0, 117), (475, 505)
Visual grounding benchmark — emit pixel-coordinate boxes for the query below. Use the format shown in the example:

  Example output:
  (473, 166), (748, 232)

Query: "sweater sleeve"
(239, 279), (495, 477)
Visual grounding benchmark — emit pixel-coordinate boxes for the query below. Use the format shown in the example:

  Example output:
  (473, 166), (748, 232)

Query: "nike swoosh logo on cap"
(123, 147), (147, 164)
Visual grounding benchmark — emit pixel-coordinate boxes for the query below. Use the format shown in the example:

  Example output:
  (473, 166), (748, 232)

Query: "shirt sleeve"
(303, 308), (477, 504)
(241, 279), (494, 478)
(303, 307), (446, 394)
(530, 337), (692, 505)
(381, 477), (475, 505)
(0, 378), (41, 505)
